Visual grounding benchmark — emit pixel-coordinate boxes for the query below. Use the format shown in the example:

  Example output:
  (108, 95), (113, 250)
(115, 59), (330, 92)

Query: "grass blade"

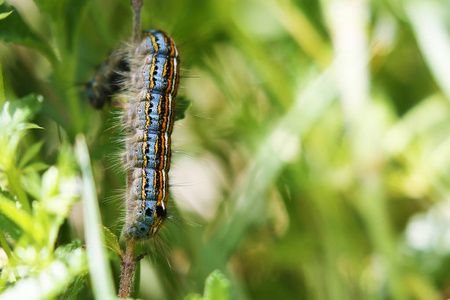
(75, 134), (116, 300)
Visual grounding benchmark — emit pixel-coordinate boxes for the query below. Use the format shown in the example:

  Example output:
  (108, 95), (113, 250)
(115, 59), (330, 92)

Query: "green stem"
(0, 57), (6, 104)
(0, 231), (13, 265)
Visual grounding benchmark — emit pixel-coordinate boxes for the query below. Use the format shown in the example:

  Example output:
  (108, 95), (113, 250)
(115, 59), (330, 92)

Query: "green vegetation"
(1, 0), (450, 299)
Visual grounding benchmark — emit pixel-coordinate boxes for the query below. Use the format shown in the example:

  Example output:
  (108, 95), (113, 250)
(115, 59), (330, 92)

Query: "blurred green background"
(1, 0), (450, 299)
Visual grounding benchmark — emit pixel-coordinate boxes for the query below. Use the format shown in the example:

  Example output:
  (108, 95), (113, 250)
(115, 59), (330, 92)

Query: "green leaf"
(101, 225), (123, 259)
(20, 123), (43, 130)
(184, 294), (203, 300)
(38, 166), (77, 248)
(54, 240), (83, 259)
(0, 187), (22, 240)
(0, 215), (22, 241)
(62, 275), (86, 300)
(185, 270), (230, 300)
(0, 247), (87, 300)
(204, 270), (230, 300)
(18, 141), (44, 169)
(40, 166), (59, 201)
(3, 94), (44, 132)
(22, 162), (49, 174)
(7, 94), (43, 119)
(0, 0), (11, 20)
(0, 10), (12, 20)
(174, 96), (192, 121)
(0, 95), (44, 213)
(0, 4), (57, 65)
(19, 172), (41, 200)
(0, 193), (43, 244)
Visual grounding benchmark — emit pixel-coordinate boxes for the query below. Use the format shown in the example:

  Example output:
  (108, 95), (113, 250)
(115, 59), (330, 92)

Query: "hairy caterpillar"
(122, 29), (180, 240)
(84, 49), (129, 109)
(84, 29), (183, 241)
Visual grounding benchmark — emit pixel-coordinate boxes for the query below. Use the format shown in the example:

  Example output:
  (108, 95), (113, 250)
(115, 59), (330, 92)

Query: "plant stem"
(119, 238), (136, 298)
(119, 168), (138, 298)
(118, 2), (145, 297)
(131, 0), (143, 43)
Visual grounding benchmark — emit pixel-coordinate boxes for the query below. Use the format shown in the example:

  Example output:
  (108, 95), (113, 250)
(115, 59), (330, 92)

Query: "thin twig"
(119, 238), (136, 298)
(118, 166), (136, 298)
(131, 0), (143, 43)
(118, 2), (144, 298)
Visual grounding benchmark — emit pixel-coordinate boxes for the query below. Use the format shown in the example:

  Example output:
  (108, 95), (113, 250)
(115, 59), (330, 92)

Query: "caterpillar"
(84, 29), (184, 241)
(84, 49), (129, 109)
(122, 29), (180, 240)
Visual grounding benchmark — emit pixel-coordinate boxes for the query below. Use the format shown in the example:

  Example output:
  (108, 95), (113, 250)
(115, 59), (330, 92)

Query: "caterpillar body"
(84, 50), (129, 109)
(122, 29), (180, 240)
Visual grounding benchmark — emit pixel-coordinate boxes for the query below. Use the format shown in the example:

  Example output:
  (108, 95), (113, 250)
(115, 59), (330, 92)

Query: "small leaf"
(40, 166), (59, 200)
(22, 162), (49, 174)
(0, 186), (22, 241)
(185, 270), (230, 300)
(184, 294), (203, 300)
(62, 275), (86, 300)
(101, 225), (123, 259)
(18, 123), (43, 131)
(174, 96), (192, 121)
(204, 270), (230, 300)
(20, 172), (41, 200)
(54, 240), (83, 259)
(5, 94), (43, 124)
(0, 210), (22, 241)
(0, 10), (12, 20)
(18, 141), (44, 169)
